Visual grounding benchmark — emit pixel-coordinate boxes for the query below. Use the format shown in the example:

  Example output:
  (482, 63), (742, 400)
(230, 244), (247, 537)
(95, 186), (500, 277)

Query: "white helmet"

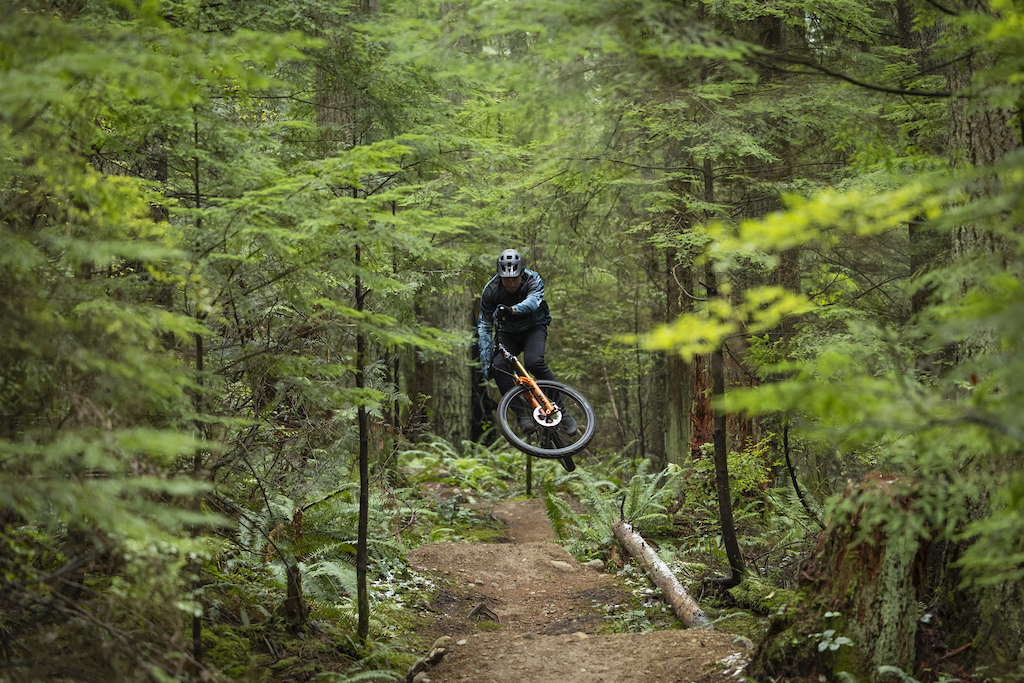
(496, 249), (524, 277)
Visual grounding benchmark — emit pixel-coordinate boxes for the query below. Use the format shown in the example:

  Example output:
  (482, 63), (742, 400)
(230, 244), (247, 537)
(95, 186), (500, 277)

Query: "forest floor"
(401, 494), (751, 683)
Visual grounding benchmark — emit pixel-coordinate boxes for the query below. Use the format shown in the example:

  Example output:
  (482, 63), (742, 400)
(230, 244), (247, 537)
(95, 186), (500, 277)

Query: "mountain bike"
(489, 340), (596, 472)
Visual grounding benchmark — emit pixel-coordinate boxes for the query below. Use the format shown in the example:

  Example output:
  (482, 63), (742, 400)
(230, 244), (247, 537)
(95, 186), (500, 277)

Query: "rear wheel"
(496, 380), (595, 459)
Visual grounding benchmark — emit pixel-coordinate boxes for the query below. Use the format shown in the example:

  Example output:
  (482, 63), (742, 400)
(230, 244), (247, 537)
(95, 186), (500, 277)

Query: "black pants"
(494, 325), (556, 398)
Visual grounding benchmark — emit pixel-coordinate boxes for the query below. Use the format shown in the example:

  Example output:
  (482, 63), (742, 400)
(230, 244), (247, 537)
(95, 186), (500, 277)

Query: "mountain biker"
(477, 248), (576, 434)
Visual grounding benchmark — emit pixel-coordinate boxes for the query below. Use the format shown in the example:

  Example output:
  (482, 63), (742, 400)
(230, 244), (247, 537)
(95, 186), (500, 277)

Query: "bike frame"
(486, 320), (594, 467)
(495, 342), (558, 417)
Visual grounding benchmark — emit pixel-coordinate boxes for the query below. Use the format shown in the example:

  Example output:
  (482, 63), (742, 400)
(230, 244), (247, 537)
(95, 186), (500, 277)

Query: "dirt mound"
(404, 498), (749, 683)
(428, 629), (745, 683)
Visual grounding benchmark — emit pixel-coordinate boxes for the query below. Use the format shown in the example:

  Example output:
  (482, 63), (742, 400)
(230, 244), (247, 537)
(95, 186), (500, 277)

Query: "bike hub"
(533, 406), (561, 427)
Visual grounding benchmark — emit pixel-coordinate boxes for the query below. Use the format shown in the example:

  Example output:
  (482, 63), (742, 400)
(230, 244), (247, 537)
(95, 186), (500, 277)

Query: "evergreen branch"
(920, 0), (960, 16)
(956, 411), (1024, 444)
(302, 483), (360, 513)
(724, 343), (759, 383)
(569, 156), (707, 174)
(671, 262), (708, 302)
(753, 52), (953, 98)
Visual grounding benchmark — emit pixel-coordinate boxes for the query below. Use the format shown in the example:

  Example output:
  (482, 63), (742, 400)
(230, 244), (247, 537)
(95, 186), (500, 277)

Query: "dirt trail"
(405, 498), (749, 683)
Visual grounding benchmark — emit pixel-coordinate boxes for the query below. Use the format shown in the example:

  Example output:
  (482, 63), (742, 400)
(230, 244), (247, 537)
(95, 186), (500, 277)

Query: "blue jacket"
(477, 269), (551, 370)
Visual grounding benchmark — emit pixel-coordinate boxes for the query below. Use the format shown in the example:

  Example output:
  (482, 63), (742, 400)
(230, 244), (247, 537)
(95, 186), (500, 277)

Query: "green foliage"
(728, 577), (796, 615)
(0, 0), (471, 676)
(399, 436), (530, 495)
(713, 153), (1024, 582)
(3, 0), (1024, 677)
(688, 437), (780, 508)
(545, 459), (682, 558)
(310, 672), (400, 683)
(594, 563), (678, 634)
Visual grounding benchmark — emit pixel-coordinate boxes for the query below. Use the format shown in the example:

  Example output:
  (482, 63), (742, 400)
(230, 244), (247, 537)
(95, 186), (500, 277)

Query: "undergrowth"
(192, 434), (820, 679)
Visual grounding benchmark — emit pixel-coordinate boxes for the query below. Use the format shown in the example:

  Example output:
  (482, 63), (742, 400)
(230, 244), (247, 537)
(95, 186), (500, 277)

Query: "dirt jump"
(404, 497), (750, 683)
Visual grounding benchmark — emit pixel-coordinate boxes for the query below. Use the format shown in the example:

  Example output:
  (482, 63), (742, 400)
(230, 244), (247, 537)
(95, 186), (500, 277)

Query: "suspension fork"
(496, 341), (557, 416)
(509, 354), (557, 415)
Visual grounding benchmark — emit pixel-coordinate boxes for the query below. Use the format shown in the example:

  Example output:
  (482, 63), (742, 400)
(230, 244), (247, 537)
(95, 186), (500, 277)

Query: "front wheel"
(497, 380), (596, 459)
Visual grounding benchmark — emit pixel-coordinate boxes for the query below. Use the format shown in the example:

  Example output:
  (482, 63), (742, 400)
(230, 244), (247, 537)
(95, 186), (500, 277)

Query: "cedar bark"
(612, 520), (712, 629)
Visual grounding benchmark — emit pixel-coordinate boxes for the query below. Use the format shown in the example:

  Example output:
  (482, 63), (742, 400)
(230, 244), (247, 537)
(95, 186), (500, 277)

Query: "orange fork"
(509, 355), (557, 417)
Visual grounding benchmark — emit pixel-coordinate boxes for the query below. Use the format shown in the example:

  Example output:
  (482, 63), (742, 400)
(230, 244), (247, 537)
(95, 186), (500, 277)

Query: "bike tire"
(497, 380), (596, 459)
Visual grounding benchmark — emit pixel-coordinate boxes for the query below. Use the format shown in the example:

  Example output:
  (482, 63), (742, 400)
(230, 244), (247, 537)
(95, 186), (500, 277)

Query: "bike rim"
(497, 380), (595, 459)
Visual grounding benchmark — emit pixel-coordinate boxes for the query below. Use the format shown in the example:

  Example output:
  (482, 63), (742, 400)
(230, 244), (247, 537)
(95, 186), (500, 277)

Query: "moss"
(386, 610), (439, 654)
(203, 626), (266, 681)
(467, 527), (509, 543)
(747, 606), (817, 680)
(271, 656), (301, 672)
(728, 577), (797, 615)
(711, 611), (766, 640)
(441, 509), (511, 544)
(476, 620), (503, 632)
(962, 579), (1024, 676)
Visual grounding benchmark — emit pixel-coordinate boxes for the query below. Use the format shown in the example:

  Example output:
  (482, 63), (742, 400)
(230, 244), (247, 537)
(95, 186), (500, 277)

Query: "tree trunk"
(898, 0), (947, 379)
(703, 158), (746, 586)
(690, 353), (713, 454)
(746, 474), (928, 682)
(612, 520), (711, 629)
(355, 246), (370, 644)
(665, 251), (695, 467)
(776, 247), (799, 346)
(423, 285), (473, 446)
(280, 509), (309, 634)
(632, 298), (649, 463)
(929, 1), (1024, 672)
(282, 563), (305, 631)
(706, 265), (746, 587)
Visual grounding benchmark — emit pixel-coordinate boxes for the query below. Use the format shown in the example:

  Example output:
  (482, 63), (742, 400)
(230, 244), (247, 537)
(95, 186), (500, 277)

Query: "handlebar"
(487, 317), (522, 381)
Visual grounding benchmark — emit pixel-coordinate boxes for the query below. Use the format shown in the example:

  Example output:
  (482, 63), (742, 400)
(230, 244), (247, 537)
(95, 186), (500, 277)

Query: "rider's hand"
(496, 304), (513, 320)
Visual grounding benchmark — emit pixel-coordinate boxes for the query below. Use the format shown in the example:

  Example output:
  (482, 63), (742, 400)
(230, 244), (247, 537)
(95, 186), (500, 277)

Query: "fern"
(621, 459), (681, 526)
(544, 492), (571, 540)
(545, 494), (595, 541)
(572, 467), (622, 532)
(544, 460), (685, 558)
(303, 559), (359, 602)
(400, 436), (525, 493)
(306, 595), (393, 636)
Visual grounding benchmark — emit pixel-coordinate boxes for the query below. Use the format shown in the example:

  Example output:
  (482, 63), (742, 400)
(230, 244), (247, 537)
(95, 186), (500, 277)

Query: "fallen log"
(612, 519), (712, 629)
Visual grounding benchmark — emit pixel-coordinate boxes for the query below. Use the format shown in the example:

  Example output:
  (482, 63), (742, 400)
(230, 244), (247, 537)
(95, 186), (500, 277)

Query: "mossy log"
(612, 519), (711, 629)
(745, 473), (928, 683)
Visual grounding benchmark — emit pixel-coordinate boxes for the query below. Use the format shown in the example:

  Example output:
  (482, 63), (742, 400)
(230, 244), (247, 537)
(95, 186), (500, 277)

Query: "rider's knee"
(524, 356), (548, 373)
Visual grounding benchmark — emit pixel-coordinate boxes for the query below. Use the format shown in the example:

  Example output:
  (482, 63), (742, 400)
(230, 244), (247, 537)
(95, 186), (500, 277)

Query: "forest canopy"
(2, 0), (1023, 680)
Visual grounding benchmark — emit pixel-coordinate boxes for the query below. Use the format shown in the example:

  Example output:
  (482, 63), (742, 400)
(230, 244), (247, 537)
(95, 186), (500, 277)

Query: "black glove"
(496, 304), (513, 320)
